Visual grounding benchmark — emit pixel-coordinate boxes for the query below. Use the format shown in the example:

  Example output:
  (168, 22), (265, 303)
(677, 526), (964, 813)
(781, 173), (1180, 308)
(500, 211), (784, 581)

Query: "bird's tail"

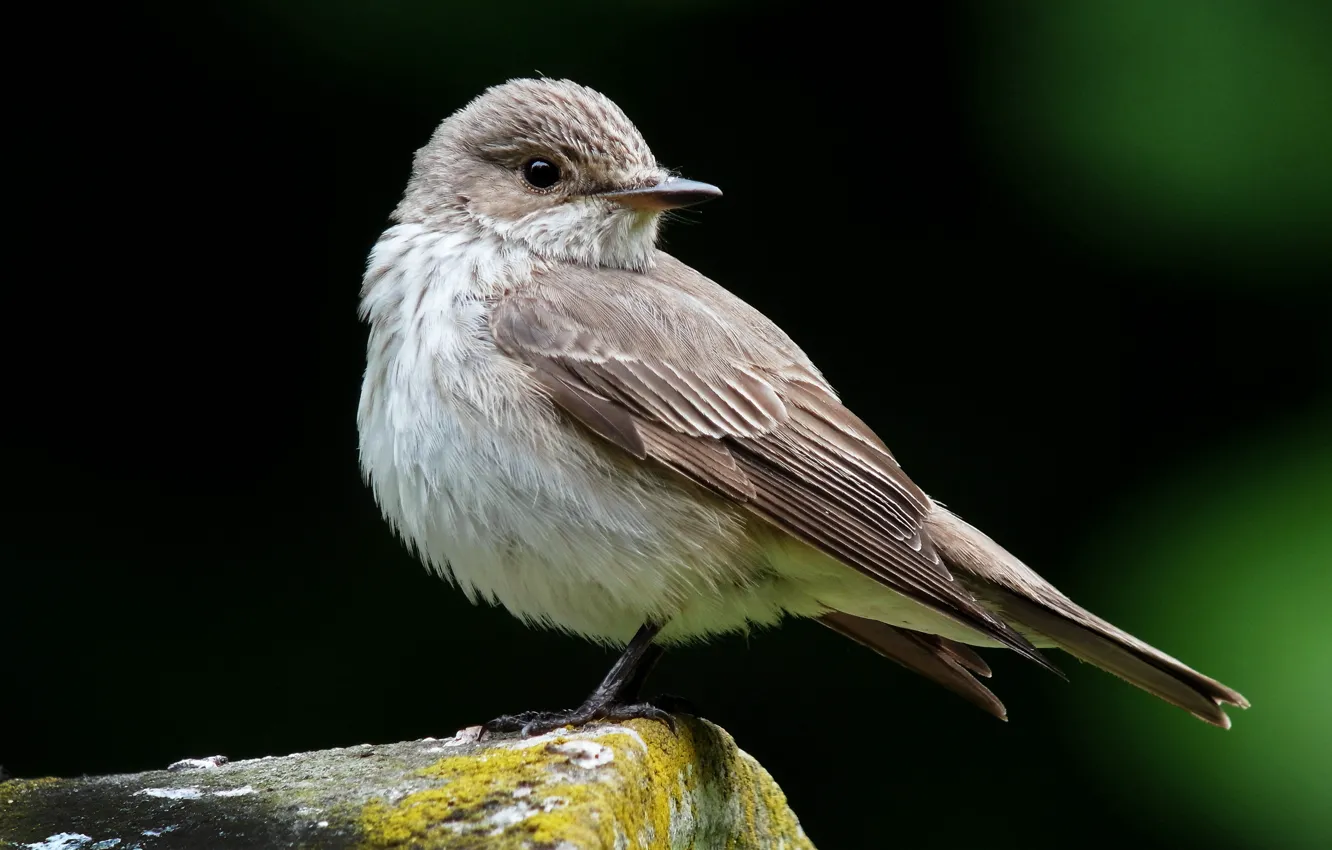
(820, 611), (1007, 720)
(924, 507), (1250, 728)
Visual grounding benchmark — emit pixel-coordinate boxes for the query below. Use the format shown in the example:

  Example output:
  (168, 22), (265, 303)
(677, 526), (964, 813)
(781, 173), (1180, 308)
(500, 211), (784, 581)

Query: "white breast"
(356, 224), (770, 643)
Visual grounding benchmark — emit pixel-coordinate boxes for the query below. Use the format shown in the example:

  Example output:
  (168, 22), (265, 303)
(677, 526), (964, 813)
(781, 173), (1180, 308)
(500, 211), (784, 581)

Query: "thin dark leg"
(622, 641), (699, 717)
(482, 623), (681, 738)
(621, 642), (664, 699)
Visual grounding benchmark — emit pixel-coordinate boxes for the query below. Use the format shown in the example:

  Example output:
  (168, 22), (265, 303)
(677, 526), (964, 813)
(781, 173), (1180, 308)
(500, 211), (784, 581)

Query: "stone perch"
(2, 718), (814, 849)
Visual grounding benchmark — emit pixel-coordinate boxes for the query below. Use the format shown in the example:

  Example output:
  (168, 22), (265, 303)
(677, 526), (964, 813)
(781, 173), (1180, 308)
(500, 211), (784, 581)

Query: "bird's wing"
(491, 253), (1052, 668)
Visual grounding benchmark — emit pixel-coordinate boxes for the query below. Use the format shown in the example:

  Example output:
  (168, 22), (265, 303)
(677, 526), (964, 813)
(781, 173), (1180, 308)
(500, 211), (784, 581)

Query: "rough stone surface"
(1, 718), (814, 849)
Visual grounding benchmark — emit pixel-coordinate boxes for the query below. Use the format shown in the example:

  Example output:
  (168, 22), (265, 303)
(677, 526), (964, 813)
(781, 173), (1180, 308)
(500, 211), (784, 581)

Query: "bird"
(356, 78), (1248, 736)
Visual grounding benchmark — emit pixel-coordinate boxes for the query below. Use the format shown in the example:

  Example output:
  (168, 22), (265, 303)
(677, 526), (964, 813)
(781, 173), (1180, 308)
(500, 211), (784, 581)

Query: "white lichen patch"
(668, 776), (696, 847)
(167, 755), (228, 771)
(591, 724), (649, 754)
(487, 803), (535, 829)
(550, 740), (615, 769)
(23, 833), (91, 850)
(540, 796), (568, 813)
(135, 787), (202, 800)
(498, 729), (566, 750)
(499, 722), (649, 756)
(211, 785), (255, 797)
(21, 837), (120, 850)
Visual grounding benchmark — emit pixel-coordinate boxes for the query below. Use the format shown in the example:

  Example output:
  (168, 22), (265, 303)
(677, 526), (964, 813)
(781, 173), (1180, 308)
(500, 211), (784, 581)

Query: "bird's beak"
(597, 177), (723, 211)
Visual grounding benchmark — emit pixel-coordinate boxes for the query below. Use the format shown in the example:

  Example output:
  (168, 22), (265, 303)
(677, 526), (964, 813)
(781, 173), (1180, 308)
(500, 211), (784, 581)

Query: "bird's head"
(394, 78), (721, 272)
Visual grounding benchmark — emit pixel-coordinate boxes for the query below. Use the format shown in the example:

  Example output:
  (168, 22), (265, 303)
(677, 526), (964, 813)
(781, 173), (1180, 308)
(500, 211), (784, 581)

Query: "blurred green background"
(6, 1), (1330, 847)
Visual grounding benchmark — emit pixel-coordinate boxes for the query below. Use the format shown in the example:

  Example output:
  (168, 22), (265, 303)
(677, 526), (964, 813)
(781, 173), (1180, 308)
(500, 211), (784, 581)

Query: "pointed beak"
(597, 177), (723, 211)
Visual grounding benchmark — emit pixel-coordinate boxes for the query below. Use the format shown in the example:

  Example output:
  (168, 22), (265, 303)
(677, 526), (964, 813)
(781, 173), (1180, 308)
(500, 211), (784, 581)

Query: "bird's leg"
(620, 641), (664, 698)
(482, 622), (683, 737)
(620, 638), (700, 718)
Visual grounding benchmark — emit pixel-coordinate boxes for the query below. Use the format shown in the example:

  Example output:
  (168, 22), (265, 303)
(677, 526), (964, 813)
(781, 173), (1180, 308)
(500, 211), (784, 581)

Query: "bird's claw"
(481, 696), (685, 740)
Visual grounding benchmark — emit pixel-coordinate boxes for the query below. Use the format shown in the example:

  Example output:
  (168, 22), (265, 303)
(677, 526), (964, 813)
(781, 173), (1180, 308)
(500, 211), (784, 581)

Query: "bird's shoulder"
(500, 250), (828, 393)
(491, 249), (905, 467)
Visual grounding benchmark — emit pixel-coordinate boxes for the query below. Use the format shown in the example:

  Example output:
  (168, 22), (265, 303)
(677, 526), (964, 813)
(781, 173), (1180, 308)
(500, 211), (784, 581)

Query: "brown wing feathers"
(821, 612), (1006, 720)
(528, 364), (646, 459)
(491, 271), (1056, 673)
(728, 420), (1058, 673)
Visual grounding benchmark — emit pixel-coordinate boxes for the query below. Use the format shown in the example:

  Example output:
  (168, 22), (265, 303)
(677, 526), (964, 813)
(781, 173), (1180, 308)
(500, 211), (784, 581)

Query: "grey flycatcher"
(357, 78), (1248, 735)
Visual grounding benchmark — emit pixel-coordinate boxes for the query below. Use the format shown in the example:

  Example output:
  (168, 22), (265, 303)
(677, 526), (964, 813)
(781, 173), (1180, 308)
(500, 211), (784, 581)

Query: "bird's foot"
(641, 693), (699, 717)
(482, 694), (687, 739)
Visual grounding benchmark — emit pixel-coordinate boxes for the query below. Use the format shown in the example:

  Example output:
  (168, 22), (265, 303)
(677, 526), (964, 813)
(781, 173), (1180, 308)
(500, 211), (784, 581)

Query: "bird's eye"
(521, 158), (561, 190)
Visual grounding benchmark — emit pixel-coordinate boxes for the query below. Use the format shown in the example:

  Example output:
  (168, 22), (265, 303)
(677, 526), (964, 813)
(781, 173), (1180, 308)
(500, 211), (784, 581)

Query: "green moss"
(0, 777), (64, 840)
(356, 719), (812, 849)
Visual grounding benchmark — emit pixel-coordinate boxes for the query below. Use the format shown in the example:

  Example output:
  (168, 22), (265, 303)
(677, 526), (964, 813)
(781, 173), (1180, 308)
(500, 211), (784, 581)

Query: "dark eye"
(521, 158), (561, 190)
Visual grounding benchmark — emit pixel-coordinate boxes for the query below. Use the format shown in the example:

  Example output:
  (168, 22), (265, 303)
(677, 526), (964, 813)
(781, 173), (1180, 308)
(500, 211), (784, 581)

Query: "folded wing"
(492, 254), (1055, 670)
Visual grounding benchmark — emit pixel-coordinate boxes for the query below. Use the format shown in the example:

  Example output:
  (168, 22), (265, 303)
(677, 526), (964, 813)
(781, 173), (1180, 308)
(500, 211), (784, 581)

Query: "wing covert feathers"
(491, 255), (1054, 670)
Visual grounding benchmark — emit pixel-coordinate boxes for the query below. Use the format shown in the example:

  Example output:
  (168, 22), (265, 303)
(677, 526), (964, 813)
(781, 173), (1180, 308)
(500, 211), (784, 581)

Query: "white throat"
(475, 202), (661, 272)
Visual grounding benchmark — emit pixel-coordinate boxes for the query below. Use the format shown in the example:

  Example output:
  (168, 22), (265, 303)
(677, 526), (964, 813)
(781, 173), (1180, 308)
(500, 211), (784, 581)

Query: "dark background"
(6, 1), (1330, 847)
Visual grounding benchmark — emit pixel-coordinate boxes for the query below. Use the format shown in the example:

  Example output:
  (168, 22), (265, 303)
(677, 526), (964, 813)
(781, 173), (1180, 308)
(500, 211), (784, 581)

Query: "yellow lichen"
(0, 777), (61, 793)
(359, 742), (555, 847)
(357, 719), (813, 849)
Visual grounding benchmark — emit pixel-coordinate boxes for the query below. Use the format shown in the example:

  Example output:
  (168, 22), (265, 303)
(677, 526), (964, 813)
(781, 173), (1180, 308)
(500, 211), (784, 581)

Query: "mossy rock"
(1, 718), (813, 849)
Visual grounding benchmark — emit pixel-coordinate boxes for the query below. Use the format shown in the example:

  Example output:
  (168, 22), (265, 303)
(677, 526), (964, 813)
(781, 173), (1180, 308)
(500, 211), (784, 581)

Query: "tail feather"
(924, 506), (1249, 728)
(988, 587), (1249, 728)
(821, 612), (1006, 720)
(936, 638), (993, 679)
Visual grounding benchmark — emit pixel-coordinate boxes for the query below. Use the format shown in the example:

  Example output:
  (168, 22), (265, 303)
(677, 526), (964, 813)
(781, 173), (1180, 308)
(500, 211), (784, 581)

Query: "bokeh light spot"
(1062, 412), (1331, 847)
(971, 0), (1332, 274)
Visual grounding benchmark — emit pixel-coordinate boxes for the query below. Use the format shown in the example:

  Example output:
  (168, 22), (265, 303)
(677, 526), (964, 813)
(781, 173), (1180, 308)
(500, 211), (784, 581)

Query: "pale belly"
(355, 226), (995, 647)
(361, 358), (1009, 649)
(358, 339), (822, 643)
